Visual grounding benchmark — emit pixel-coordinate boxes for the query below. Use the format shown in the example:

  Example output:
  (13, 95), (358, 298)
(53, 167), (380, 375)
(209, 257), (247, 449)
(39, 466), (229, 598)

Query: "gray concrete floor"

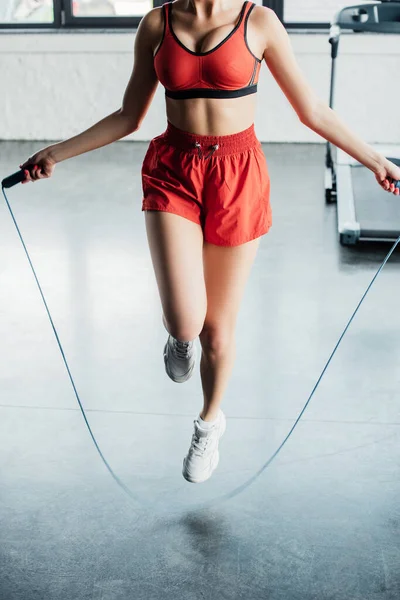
(1, 138), (400, 600)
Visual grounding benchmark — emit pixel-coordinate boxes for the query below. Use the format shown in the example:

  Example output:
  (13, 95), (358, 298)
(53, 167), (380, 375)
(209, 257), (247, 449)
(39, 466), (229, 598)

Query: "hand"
(375, 158), (400, 196)
(19, 148), (57, 184)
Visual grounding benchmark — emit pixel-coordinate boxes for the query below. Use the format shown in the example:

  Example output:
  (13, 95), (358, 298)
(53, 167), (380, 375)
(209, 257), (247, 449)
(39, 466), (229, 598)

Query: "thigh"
(201, 238), (260, 334)
(204, 145), (272, 247)
(144, 210), (207, 340)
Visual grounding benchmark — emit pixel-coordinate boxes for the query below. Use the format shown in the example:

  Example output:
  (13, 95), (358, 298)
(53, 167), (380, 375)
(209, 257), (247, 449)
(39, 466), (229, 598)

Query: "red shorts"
(141, 121), (272, 247)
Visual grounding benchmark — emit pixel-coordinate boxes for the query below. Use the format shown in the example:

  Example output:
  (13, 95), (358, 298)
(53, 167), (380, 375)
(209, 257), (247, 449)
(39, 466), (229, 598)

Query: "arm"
(49, 8), (161, 163)
(21, 7), (162, 180)
(261, 9), (400, 194)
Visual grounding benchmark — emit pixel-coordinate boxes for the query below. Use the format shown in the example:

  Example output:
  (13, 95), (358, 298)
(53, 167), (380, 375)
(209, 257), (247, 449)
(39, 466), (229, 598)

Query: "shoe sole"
(163, 339), (197, 383)
(182, 413), (227, 484)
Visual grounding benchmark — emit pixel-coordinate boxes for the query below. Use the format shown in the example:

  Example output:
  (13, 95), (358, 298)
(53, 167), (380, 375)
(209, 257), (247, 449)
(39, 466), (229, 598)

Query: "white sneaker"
(162, 316), (197, 383)
(182, 410), (226, 484)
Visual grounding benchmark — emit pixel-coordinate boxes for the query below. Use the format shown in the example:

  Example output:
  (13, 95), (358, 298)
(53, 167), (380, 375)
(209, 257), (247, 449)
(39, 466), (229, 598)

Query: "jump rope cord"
(1, 186), (140, 507)
(2, 183), (400, 513)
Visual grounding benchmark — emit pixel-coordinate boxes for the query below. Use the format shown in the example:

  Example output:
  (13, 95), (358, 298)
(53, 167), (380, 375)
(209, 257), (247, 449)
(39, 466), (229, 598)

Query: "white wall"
(1, 30), (399, 143)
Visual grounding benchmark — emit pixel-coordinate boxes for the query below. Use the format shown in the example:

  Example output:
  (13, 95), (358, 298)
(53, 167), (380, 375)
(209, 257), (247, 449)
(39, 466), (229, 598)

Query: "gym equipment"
(325, 1), (400, 245)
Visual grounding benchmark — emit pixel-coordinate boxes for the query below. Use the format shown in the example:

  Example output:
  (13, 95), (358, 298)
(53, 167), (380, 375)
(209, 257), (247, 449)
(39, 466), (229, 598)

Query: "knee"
(199, 322), (235, 357)
(164, 315), (203, 342)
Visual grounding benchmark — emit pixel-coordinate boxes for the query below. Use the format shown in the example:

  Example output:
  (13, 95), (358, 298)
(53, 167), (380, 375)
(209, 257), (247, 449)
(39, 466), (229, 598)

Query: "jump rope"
(2, 167), (400, 515)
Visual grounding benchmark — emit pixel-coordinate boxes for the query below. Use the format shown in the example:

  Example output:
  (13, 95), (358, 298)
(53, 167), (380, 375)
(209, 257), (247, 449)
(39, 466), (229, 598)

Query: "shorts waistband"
(162, 121), (259, 157)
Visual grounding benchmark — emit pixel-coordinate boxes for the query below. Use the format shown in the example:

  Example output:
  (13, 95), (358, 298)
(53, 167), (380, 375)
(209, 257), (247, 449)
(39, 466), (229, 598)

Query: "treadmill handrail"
(332, 2), (400, 34)
(329, 24), (340, 43)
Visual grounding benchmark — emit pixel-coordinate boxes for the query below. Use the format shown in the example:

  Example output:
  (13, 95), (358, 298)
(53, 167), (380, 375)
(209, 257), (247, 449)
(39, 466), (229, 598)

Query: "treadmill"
(325, 1), (400, 245)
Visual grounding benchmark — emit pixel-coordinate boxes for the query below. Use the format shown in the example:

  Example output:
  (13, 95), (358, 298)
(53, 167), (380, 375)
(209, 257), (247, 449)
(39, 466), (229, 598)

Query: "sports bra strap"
(163, 1), (170, 28)
(243, 0), (256, 21)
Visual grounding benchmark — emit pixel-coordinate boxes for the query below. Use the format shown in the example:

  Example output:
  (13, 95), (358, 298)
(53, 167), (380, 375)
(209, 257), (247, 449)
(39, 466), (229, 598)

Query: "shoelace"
(172, 338), (192, 360)
(194, 142), (219, 159)
(191, 422), (212, 456)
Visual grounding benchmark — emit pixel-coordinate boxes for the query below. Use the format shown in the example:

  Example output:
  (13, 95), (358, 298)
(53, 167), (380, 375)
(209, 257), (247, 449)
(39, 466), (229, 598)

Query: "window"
(0, 0), (349, 30)
(0, 0), (54, 24)
(71, 0), (152, 18)
(284, 1), (350, 25)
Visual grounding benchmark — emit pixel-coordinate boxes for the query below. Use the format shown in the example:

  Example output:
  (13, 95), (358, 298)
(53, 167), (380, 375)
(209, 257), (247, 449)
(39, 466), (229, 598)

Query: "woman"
(20, 0), (400, 485)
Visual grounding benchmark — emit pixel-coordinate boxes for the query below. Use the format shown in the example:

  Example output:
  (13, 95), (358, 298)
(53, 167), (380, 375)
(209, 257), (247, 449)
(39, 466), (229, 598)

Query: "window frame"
(0, 0), (334, 30)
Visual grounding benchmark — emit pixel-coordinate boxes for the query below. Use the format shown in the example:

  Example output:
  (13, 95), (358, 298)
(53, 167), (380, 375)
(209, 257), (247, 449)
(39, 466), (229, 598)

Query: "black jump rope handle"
(1, 167), (400, 191)
(2, 169), (26, 189)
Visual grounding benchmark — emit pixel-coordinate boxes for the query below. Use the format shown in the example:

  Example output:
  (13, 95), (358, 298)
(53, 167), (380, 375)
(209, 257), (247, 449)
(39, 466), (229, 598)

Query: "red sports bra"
(154, 1), (262, 99)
